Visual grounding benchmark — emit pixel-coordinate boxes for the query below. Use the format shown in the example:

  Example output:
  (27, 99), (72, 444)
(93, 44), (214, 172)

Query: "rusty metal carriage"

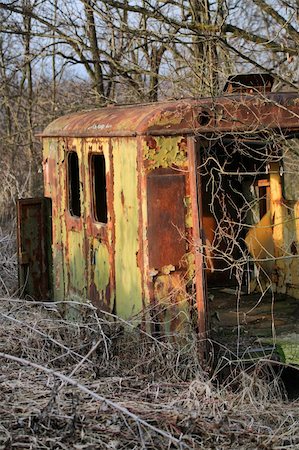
(17, 75), (299, 362)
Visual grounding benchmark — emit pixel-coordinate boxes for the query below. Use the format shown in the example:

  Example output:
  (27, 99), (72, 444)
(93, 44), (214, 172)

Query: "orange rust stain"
(146, 137), (158, 150)
(178, 137), (187, 151)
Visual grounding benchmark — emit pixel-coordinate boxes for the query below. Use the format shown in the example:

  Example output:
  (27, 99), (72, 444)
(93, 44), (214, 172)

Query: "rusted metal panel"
(147, 169), (186, 269)
(17, 198), (52, 299)
(141, 135), (197, 336)
(40, 93), (299, 139)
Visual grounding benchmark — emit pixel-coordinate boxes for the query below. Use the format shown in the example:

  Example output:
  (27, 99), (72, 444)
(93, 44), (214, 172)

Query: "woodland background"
(0, 0), (299, 223)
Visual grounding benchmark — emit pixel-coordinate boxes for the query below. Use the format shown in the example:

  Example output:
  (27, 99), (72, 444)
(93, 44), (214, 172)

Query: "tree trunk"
(83, 0), (105, 99)
(23, 0), (34, 195)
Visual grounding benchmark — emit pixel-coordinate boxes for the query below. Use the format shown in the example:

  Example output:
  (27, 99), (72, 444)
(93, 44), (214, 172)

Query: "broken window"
(68, 151), (81, 217)
(90, 154), (107, 224)
(256, 179), (270, 220)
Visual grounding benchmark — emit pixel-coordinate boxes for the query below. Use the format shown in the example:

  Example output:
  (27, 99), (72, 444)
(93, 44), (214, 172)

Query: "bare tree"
(0, 0), (299, 223)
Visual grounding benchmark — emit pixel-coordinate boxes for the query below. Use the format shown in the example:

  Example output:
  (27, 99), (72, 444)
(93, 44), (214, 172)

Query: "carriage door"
(146, 168), (188, 333)
(64, 143), (87, 299)
(85, 140), (114, 312)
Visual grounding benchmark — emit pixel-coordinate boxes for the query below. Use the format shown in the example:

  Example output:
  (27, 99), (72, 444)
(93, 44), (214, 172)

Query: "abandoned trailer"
(17, 76), (299, 363)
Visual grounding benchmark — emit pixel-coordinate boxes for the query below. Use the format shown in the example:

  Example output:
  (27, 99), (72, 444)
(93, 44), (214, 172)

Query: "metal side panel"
(17, 197), (52, 300)
(147, 169), (186, 270)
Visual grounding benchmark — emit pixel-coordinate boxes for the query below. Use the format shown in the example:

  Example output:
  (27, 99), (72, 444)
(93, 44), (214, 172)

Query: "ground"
(210, 287), (299, 365)
(1, 231), (299, 449)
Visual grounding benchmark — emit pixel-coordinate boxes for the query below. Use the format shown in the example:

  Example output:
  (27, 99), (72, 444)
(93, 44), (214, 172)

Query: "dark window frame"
(89, 153), (108, 224)
(256, 178), (270, 220)
(67, 151), (81, 218)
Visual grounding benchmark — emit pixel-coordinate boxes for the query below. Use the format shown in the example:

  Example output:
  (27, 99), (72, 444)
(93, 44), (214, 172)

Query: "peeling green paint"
(184, 196), (192, 228)
(68, 230), (86, 295)
(113, 138), (142, 320)
(182, 252), (196, 282)
(144, 136), (187, 170)
(93, 240), (110, 295)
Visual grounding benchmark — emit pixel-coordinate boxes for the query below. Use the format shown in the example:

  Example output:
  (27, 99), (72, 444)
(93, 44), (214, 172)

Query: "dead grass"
(1, 230), (299, 449)
(1, 299), (299, 449)
(0, 228), (17, 297)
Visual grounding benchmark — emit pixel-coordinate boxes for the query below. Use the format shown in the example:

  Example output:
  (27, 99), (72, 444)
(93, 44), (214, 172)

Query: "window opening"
(91, 154), (108, 223)
(256, 179), (270, 220)
(68, 151), (81, 217)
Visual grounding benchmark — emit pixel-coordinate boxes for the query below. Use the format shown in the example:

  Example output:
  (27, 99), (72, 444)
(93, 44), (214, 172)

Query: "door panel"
(84, 139), (114, 311)
(17, 197), (52, 299)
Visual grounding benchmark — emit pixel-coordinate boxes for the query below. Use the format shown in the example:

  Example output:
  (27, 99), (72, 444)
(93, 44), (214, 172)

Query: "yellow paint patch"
(68, 229), (86, 295)
(184, 196), (193, 228)
(144, 136), (187, 170)
(245, 211), (274, 275)
(113, 138), (142, 320)
(93, 239), (110, 294)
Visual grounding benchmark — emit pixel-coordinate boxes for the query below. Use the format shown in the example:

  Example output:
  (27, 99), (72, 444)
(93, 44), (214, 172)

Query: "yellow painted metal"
(275, 202), (299, 297)
(270, 164), (284, 251)
(139, 138), (150, 309)
(270, 165), (291, 294)
(245, 210), (275, 275)
(184, 195), (193, 229)
(245, 163), (299, 298)
(67, 229), (86, 294)
(290, 201), (299, 297)
(113, 138), (142, 319)
(43, 139), (58, 198)
(92, 240), (110, 295)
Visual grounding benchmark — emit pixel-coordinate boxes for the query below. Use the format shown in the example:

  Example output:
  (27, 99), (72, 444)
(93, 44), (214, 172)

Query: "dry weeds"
(1, 231), (299, 449)
(0, 229), (17, 297)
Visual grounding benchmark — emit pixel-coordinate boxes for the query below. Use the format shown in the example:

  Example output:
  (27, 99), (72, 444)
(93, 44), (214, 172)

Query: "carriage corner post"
(17, 76), (299, 365)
